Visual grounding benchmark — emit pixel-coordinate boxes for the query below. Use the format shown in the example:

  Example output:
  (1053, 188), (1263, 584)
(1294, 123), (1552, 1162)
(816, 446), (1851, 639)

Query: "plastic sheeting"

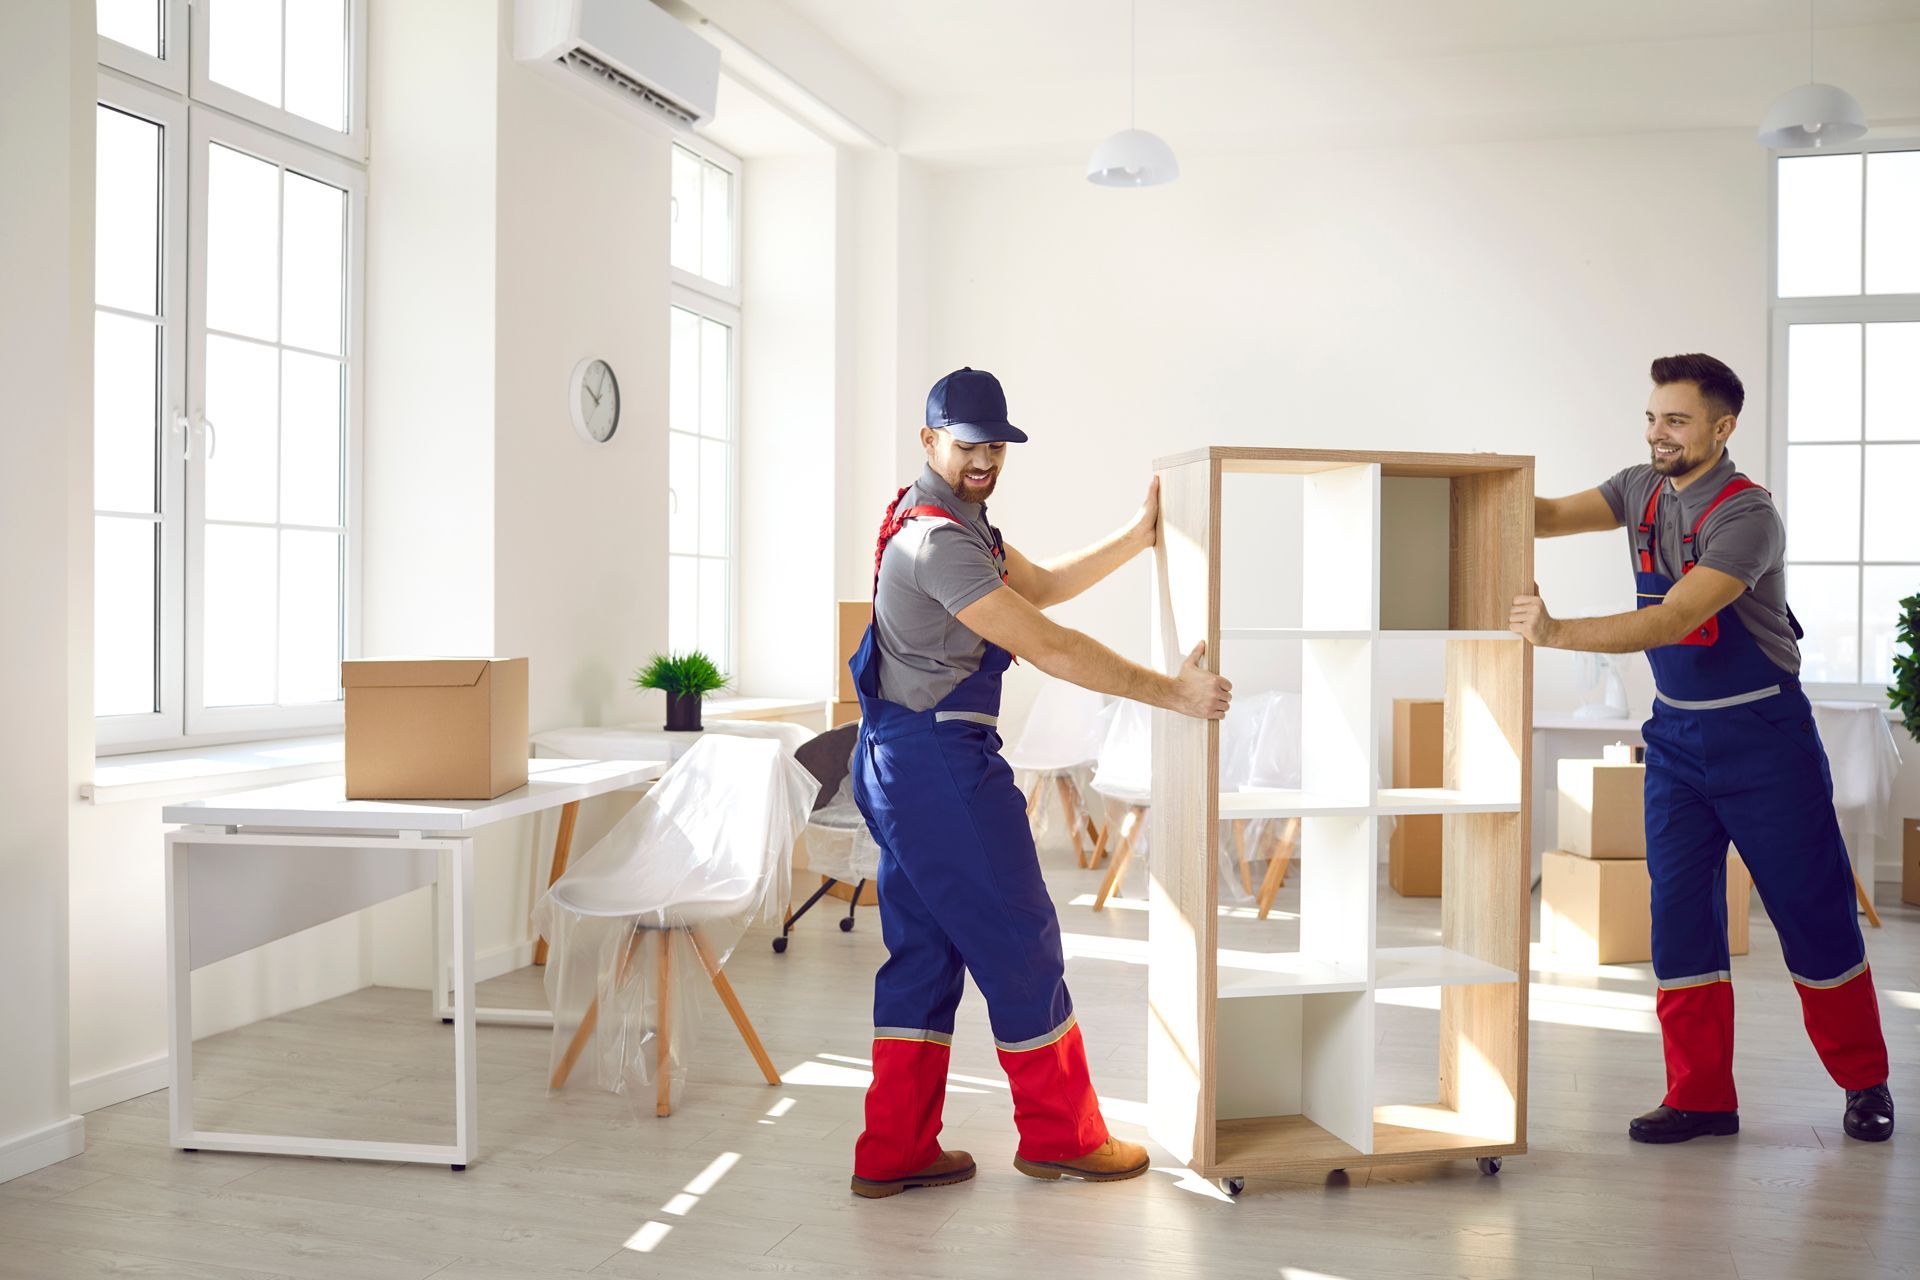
(1007, 678), (1114, 850)
(1087, 692), (1305, 905)
(533, 734), (818, 1115)
(803, 763), (883, 886)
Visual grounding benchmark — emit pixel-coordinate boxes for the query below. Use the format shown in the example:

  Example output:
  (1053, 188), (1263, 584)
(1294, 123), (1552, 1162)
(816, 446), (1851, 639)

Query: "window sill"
(83, 734), (345, 806)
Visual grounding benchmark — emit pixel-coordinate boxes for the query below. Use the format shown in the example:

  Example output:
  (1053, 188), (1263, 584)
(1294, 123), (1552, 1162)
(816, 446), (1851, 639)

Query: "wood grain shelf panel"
(1374, 788), (1522, 815)
(1211, 1107), (1520, 1176)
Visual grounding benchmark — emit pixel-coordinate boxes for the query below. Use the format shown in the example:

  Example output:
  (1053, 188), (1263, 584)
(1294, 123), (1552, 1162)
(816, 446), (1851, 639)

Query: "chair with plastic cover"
(536, 735), (818, 1116)
(774, 722), (877, 952)
(1004, 678), (1113, 866)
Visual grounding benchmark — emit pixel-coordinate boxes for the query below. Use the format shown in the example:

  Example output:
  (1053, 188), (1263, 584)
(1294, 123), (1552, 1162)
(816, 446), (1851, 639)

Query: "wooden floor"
(5, 840), (1916, 1280)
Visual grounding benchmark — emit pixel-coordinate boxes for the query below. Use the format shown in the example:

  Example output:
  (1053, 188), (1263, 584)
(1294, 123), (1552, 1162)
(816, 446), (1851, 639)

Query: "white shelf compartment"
(1220, 789), (1371, 819)
(1373, 946), (1516, 990)
(1374, 788), (1522, 815)
(1217, 951), (1369, 998)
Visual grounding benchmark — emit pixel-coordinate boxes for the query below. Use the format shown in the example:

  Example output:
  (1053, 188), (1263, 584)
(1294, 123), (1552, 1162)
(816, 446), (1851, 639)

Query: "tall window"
(1770, 146), (1920, 697)
(667, 141), (741, 676)
(96, 0), (366, 752)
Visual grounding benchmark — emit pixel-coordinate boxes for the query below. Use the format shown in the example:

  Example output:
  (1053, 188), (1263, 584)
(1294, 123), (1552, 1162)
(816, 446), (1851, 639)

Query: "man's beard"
(1649, 447), (1698, 476)
(952, 470), (998, 502)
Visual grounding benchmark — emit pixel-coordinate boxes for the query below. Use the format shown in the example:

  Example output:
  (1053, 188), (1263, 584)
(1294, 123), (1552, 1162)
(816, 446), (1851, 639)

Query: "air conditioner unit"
(514, 0), (720, 133)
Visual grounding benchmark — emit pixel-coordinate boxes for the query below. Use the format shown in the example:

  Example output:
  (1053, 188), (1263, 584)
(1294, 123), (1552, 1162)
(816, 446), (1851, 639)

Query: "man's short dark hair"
(1650, 353), (1744, 420)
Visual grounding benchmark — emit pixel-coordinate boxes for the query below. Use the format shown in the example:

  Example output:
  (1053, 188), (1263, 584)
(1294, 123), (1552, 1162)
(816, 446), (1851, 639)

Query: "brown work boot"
(1014, 1137), (1150, 1183)
(850, 1150), (977, 1199)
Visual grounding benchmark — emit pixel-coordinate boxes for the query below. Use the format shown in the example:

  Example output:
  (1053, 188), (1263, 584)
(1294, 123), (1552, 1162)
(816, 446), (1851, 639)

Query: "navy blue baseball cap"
(925, 367), (1028, 444)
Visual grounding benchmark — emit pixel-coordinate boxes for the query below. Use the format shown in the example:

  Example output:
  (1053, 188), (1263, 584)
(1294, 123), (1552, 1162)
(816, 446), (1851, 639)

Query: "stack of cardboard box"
(1542, 753), (1752, 965)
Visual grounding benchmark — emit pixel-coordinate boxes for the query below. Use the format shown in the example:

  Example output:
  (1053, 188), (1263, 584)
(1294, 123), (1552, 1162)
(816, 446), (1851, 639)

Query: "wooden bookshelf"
(1147, 447), (1533, 1192)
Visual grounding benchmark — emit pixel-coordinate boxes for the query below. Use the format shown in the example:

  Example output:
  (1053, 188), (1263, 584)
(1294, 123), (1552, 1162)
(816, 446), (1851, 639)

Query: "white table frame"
(161, 759), (664, 1169)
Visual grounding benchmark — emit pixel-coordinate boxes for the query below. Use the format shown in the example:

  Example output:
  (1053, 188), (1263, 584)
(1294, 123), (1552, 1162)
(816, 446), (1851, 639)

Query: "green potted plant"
(1890, 591), (1920, 908)
(633, 650), (729, 732)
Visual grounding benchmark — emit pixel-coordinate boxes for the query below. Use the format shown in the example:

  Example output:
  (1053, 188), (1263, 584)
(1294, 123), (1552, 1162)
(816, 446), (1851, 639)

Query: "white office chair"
(1237, 692), (1303, 919)
(535, 735), (819, 1116)
(1088, 700), (1152, 908)
(1004, 678), (1114, 866)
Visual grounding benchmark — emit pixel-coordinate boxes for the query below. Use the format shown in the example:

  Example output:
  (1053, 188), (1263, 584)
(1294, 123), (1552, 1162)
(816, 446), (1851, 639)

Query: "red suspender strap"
(1636, 485), (1662, 573)
(1636, 475), (1768, 574)
(871, 491), (964, 596)
(1679, 476), (1766, 571)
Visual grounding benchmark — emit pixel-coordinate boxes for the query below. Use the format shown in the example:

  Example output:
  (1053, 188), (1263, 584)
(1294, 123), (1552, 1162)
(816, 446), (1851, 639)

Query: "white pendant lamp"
(1758, 1), (1867, 149)
(1087, 0), (1178, 187)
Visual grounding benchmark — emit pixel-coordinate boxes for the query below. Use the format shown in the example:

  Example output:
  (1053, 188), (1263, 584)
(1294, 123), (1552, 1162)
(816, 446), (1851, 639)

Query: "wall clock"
(568, 357), (620, 444)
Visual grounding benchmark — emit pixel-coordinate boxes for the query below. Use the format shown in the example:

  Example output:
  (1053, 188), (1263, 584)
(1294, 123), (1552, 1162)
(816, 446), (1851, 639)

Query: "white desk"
(161, 756), (666, 1170)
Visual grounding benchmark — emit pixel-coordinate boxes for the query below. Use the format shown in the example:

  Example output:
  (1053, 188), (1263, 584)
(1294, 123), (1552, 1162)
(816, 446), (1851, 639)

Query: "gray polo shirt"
(872, 466), (1009, 711)
(1596, 451), (1799, 675)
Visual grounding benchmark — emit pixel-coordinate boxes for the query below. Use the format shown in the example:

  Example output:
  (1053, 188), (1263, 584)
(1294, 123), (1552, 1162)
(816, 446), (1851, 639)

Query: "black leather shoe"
(1628, 1104), (1740, 1144)
(1843, 1084), (1894, 1142)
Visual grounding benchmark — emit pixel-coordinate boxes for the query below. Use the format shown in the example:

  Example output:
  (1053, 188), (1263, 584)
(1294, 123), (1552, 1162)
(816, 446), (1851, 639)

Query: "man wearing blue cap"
(847, 367), (1231, 1198)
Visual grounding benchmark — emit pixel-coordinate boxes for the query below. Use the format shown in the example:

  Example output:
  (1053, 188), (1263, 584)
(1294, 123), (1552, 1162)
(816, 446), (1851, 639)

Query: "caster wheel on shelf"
(839, 917), (855, 933)
(1477, 1157), (1502, 1176)
(1219, 1177), (1245, 1197)
(772, 936), (788, 954)
(451, 1164), (467, 1172)
(441, 1017), (453, 1025)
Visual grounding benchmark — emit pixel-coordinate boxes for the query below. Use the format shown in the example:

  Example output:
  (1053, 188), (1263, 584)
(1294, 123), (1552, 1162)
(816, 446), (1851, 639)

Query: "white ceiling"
(775, 0), (1920, 164)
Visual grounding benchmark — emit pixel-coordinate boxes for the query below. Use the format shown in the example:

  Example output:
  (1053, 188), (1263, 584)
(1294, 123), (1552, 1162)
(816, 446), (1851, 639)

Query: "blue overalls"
(848, 488), (1109, 1181)
(1633, 474), (1888, 1111)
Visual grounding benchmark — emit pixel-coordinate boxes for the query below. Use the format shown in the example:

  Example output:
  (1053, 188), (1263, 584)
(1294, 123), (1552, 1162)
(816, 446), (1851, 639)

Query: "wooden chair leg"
(1089, 818), (1111, 869)
(1855, 870), (1883, 928)
(1256, 818), (1299, 921)
(1057, 775), (1088, 867)
(656, 931), (673, 1117)
(1093, 807), (1142, 911)
(533, 800), (581, 966)
(549, 920), (640, 1090)
(687, 929), (782, 1086)
(1026, 780), (1043, 818)
(1234, 821), (1254, 896)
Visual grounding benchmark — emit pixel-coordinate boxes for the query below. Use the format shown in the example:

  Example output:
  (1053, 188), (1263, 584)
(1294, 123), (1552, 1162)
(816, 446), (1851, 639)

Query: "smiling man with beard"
(844, 367), (1232, 1198)
(1513, 353), (1892, 1147)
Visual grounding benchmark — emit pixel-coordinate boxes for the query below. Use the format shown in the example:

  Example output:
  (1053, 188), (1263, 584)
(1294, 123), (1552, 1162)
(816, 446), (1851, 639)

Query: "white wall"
(919, 129), (1770, 814)
(2, 0), (89, 1180)
(739, 152), (838, 698)
(924, 125), (1920, 879)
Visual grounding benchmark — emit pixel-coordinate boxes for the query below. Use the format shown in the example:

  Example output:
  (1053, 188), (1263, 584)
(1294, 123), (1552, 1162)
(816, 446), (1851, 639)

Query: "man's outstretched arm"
(956, 582), (1230, 719)
(1510, 566), (1746, 653)
(1002, 478), (1158, 609)
(1537, 488), (1621, 538)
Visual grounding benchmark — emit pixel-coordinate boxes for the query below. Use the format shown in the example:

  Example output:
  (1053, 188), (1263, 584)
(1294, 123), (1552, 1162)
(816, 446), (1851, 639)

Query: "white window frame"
(185, 107), (367, 740)
(98, 0), (190, 94)
(94, 72), (190, 751)
(1768, 136), (1920, 704)
(94, 1), (369, 754)
(189, 0), (370, 163)
(668, 287), (743, 678)
(669, 138), (743, 308)
(667, 134), (743, 677)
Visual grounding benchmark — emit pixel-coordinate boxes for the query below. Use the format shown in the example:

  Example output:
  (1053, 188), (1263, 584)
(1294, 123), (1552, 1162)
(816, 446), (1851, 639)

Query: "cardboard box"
(1389, 698), (1444, 897)
(837, 601), (871, 703)
(1557, 757), (1646, 859)
(344, 658), (528, 800)
(1905, 819), (1920, 909)
(830, 700), (862, 729)
(1543, 850), (1652, 965)
(1544, 848), (1752, 966)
